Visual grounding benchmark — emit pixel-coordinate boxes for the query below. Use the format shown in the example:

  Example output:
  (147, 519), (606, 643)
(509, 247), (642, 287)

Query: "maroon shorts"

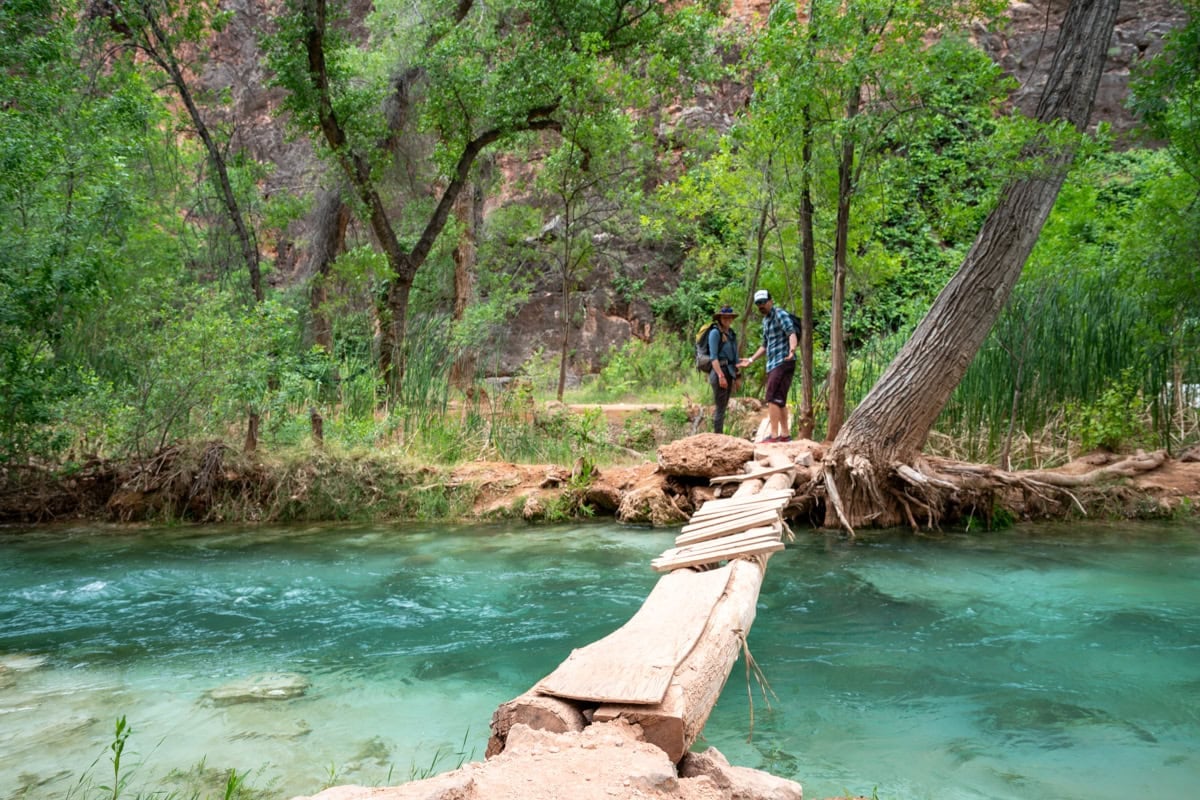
(764, 359), (796, 407)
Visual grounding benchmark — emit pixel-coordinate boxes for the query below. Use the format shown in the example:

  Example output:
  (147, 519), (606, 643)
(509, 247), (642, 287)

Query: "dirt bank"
(2, 436), (1198, 528)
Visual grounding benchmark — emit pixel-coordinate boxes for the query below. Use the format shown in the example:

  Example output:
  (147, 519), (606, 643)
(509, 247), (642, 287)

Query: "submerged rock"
(206, 672), (310, 705)
(0, 654), (48, 672)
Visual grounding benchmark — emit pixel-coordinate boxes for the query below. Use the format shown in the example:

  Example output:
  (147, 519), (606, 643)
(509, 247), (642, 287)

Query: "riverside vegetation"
(1, 1), (1198, 522)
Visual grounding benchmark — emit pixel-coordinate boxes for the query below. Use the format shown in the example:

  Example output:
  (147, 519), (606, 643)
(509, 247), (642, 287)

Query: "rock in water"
(206, 672), (310, 705)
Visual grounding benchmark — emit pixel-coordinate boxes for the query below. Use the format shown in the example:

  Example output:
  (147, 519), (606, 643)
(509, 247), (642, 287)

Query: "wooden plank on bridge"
(709, 463), (797, 484)
(534, 566), (734, 705)
(652, 526), (783, 572)
(654, 539), (784, 573)
(592, 559), (769, 762)
(675, 509), (781, 547)
(686, 496), (791, 525)
(695, 488), (793, 510)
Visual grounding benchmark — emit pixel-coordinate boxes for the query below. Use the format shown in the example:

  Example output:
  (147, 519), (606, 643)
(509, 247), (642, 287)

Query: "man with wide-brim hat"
(706, 305), (741, 434)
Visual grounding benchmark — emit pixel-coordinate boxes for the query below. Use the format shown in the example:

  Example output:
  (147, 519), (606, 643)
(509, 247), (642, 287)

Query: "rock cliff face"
(197, 0), (1185, 381)
(977, 0), (1186, 136)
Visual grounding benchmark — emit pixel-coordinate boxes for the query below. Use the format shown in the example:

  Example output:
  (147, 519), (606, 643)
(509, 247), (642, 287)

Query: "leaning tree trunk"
(823, 0), (1122, 531)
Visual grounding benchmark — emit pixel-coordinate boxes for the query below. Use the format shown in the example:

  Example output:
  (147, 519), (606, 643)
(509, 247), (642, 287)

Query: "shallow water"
(1, 520), (1197, 799)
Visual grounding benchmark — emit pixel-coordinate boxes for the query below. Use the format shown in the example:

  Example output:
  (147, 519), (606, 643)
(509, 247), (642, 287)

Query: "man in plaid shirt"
(739, 289), (797, 443)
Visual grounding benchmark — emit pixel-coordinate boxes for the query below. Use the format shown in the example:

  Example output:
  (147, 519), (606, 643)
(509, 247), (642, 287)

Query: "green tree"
(266, 0), (717, 395)
(824, 0), (1123, 531)
(95, 0), (267, 302)
(783, 0), (1007, 438)
(532, 78), (642, 401)
(1127, 0), (1200, 413)
(0, 0), (183, 461)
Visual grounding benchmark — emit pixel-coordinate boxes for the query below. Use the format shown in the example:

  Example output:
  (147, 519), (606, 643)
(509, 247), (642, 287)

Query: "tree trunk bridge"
(488, 453), (798, 763)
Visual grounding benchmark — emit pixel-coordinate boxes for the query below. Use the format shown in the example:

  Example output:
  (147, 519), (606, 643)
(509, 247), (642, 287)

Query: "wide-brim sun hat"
(714, 305), (738, 318)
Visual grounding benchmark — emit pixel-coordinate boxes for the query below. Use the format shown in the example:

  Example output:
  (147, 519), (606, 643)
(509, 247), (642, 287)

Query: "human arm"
(738, 345), (764, 368)
(782, 310), (798, 361)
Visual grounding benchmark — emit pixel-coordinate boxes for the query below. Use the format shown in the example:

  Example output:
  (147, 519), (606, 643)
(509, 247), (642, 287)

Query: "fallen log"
(486, 690), (587, 758)
(490, 453), (795, 763)
(592, 558), (766, 762)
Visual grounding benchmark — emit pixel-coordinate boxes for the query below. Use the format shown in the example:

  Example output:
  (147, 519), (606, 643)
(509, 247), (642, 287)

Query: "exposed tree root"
(812, 449), (1177, 534)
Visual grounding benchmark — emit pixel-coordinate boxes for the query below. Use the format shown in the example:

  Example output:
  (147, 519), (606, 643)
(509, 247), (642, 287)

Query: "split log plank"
(675, 509), (781, 546)
(666, 525), (782, 557)
(688, 496), (792, 523)
(654, 526), (781, 568)
(594, 558), (767, 762)
(709, 463), (798, 484)
(694, 489), (793, 511)
(652, 539), (785, 573)
(680, 502), (786, 533)
(535, 566), (733, 705)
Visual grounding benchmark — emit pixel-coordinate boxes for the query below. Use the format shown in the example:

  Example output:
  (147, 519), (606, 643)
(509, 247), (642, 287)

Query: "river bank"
(3, 434), (1200, 530)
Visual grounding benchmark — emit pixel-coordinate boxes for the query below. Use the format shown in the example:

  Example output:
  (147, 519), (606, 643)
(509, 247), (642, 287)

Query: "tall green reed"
(839, 266), (1189, 466)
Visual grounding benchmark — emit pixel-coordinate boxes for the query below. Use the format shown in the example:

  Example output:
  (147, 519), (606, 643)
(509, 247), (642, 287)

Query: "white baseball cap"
(753, 289), (770, 303)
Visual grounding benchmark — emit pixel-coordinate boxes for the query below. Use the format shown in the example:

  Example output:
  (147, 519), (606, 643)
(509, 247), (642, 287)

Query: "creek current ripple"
(1, 520), (1197, 799)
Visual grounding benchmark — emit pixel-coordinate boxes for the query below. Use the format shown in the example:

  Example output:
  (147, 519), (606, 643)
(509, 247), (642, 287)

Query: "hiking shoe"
(760, 436), (778, 444)
(777, 436), (792, 443)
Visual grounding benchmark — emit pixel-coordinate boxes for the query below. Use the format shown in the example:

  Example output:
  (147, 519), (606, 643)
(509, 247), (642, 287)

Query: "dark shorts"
(764, 359), (796, 407)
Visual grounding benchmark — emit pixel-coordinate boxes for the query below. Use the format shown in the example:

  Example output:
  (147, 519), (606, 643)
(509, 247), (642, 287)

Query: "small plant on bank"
(540, 457), (602, 522)
(64, 716), (261, 800)
(1067, 370), (1152, 453)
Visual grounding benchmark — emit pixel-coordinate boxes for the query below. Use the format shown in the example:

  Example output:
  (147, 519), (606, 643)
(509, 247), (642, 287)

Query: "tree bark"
(795, 0), (820, 441)
(307, 188), (350, 353)
(826, 82), (861, 441)
(797, 113), (817, 440)
(823, 0), (1122, 530)
(556, 257), (571, 403)
(449, 160), (488, 390)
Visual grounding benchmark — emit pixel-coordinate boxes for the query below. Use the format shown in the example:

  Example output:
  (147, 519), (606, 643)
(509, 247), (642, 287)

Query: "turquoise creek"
(1, 520), (1197, 799)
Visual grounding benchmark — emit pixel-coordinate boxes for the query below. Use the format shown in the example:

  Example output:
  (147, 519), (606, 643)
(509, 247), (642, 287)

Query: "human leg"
(764, 362), (796, 439)
(767, 402), (785, 438)
(710, 371), (731, 434)
(776, 361), (796, 439)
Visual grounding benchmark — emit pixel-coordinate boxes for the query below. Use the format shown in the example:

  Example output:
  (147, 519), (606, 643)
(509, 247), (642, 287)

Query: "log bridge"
(488, 452), (797, 763)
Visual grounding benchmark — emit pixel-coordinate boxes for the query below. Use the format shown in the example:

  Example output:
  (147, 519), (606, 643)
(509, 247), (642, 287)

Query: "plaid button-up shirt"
(761, 307), (795, 372)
